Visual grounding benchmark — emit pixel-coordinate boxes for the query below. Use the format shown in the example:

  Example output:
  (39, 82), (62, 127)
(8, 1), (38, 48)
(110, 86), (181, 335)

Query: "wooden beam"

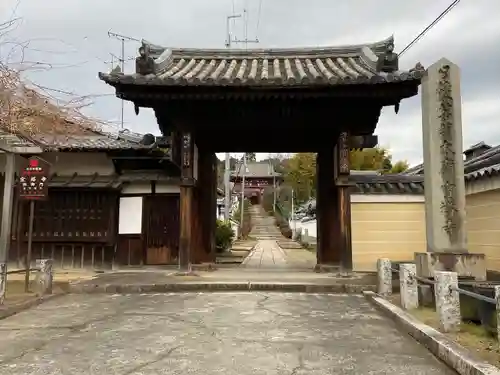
(348, 135), (378, 149)
(179, 132), (194, 271)
(315, 147), (341, 267)
(335, 132), (353, 272)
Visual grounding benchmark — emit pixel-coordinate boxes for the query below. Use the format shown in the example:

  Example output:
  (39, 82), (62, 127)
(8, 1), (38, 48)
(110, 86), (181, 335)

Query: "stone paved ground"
(0, 293), (456, 374)
(242, 239), (288, 268)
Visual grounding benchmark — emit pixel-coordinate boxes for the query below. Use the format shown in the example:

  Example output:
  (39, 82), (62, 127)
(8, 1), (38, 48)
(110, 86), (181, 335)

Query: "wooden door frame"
(141, 193), (180, 265)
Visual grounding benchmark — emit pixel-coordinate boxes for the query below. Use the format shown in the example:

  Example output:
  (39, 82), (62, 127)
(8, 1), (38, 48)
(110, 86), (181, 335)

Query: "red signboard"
(18, 157), (49, 201)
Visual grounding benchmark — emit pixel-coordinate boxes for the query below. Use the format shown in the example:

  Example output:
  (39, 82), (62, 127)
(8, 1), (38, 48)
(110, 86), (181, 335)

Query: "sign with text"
(18, 157), (49, 201)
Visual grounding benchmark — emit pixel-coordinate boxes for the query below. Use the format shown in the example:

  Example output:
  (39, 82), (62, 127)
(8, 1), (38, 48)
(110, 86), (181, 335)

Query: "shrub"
(215, 220), (234, 253)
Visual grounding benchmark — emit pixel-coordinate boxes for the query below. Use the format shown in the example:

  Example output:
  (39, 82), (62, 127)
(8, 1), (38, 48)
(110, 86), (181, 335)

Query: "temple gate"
(99, 36), (425, 272)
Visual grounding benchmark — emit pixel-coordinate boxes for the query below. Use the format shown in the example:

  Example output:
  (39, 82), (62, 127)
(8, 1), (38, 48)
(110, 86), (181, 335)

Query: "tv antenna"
(225, 14), (242, 48)
(107, 30), (141, 129)
(231, 8), (259, 50)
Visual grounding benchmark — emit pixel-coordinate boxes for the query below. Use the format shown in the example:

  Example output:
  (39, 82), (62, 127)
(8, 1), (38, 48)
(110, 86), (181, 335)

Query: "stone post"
(415, 58), (486, 280)
(421, 59), (466, 253)
(0, 262), (6, 304)
(399, 263), (418, 310)
(377, 258), (392, 296)
(304, 229), (309, 243)
(495, 286), (500, 343)
(434, 271), (460, 332)
(35, 259), (53, 295)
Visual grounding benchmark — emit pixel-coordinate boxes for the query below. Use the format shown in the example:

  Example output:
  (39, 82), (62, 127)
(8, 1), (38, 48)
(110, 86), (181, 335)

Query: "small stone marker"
(434, 271), (460, 332)
(35, 259), (53, 295)
(377, 258), (392, 296)
(399, 263), (418, 310)
(0, 262), (6, 304)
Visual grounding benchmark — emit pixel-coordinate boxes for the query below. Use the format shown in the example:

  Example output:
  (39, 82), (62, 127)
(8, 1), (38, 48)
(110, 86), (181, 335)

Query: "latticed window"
(21, 189), (117, 243)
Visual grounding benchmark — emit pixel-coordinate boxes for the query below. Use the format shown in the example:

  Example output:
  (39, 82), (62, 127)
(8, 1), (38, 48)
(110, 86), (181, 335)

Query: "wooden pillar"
(316, 146), (340, 267)
(335, 132), (353, 271)
(179, 132), (195, 271)
(193, 148), (217, 264)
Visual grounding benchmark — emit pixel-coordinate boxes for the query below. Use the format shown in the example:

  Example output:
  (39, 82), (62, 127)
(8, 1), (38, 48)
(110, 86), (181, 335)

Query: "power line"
(255, 0), (263, 36)
(399, 0), (462, 57)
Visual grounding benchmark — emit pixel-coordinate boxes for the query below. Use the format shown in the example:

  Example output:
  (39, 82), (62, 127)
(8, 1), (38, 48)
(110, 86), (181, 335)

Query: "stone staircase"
(248, 205), (303, 250)
(248, 205), (283, 240)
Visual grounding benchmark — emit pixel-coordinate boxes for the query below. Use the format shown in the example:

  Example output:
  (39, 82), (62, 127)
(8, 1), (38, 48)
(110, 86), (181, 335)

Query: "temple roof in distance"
(99, 36), (425, 88)
(230, 162), (281, 178)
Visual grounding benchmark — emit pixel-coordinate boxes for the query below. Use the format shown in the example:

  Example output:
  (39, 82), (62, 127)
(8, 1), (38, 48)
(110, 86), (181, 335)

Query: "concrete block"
(399, 263), (419, 310)
(434, 271), (460, 332)
(376, 258), (392, 297)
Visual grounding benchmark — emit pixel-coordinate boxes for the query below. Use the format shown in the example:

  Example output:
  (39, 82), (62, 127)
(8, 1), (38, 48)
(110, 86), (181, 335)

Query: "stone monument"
(415, 58), (486, 280)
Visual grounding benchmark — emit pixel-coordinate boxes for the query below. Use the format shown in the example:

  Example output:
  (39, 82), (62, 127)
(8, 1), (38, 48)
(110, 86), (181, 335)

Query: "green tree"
(281, 148), (409, 203)
(389, 160), (410, 174)
(349, 147), (392, 171)
(244, 152), (256, 162)
(282, 153), (316, 204)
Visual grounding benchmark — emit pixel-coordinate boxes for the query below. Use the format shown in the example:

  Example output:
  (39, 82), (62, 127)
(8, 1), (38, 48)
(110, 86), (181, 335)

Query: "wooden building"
(230, 161), (282, 204)
(99, 36), (424, 271)
(1, 129), (194, 269)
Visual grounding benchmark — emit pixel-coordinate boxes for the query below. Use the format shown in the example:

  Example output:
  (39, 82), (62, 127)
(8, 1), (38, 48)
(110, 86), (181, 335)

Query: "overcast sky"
(1, 0), (500, 166)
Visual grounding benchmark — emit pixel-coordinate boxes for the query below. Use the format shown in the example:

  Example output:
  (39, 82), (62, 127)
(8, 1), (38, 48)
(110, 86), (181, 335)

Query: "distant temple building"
(230, 161), (283, 204)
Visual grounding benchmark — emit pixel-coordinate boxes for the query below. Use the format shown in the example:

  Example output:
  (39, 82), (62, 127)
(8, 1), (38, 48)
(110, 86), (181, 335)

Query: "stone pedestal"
(415, 252), (486, 281)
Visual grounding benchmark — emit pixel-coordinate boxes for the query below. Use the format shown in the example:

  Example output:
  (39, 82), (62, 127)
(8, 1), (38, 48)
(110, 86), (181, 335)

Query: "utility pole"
(0, 153), (15, 304)
(240, 154), (247, 238)
(107, 30), (141, 129)
(224, 153), (231, 221)
(223, 13), (241, 220)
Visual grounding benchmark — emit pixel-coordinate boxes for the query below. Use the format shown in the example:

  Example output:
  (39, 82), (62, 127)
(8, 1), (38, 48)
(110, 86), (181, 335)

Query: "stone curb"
(363, 291), (500, 375)
(0, 293), (65, 321)
(69, 282), (376, 294)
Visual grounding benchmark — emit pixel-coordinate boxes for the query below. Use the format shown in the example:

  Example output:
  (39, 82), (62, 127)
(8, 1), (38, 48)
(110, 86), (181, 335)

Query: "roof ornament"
(135, 43), (155, 75)
(410, 62), (425, 73)
(376, 41), (398, 73)
(110, 65), (121, 75)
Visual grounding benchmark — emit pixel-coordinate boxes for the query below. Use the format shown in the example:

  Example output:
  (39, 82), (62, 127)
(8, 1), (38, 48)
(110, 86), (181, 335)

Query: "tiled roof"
(404, 141), (500, 182)
(231, 162), (280, 178)
(99, 36), (425, 88)
(465, 163), (500, 181)
(350, 173), (424, 194)
(46, 172), (182, 188)
(0, 129), (38, 149)
(30, 134), (152, 151)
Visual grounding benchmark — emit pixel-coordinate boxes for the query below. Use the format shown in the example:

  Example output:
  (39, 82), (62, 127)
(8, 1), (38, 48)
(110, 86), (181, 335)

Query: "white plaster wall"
(121, 183), (180, 195)
(44, 153), (115, 175)
(156, 184), (180, 194)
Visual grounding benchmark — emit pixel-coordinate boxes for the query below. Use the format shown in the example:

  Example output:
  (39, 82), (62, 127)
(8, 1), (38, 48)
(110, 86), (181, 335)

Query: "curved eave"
(98, 70), (423, 89)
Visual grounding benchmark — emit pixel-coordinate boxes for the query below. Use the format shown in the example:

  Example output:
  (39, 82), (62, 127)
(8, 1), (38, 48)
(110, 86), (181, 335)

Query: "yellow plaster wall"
(352, 202), (426, 271)
(466, 190), (500, 271)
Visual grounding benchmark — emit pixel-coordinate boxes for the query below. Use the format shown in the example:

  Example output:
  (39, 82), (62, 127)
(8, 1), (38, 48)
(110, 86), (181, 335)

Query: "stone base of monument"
(414, 252), (487, 281)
